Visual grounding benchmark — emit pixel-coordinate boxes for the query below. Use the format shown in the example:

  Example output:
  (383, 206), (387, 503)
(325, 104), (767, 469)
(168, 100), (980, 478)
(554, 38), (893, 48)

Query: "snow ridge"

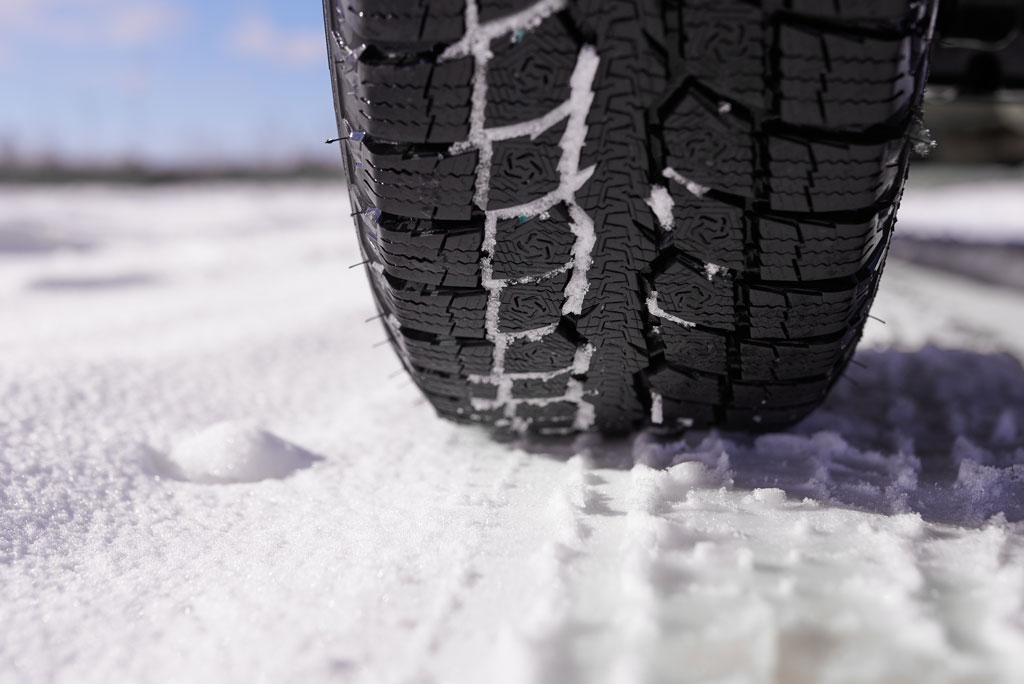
(456, 0), (601, 433)
(492, 455), (596, 682)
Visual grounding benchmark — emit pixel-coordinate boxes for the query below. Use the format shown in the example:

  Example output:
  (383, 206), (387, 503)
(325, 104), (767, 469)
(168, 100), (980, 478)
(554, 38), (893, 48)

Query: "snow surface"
(157, 420), (319, 484)
(898, 174), (1024, 244)
(2, 181), (1024, 684)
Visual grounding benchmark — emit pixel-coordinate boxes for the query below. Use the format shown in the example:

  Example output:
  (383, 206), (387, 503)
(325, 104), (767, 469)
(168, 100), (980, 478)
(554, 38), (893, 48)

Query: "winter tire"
(323, 0), (939, 435)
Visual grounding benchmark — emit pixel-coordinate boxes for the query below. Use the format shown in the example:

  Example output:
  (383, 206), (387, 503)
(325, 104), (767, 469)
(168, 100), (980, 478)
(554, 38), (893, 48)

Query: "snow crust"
(1, 180), (1023, 684)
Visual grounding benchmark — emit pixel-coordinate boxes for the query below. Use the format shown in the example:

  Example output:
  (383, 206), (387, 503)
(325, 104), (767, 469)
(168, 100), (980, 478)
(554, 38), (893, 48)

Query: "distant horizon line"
(0, 157), (346, 184)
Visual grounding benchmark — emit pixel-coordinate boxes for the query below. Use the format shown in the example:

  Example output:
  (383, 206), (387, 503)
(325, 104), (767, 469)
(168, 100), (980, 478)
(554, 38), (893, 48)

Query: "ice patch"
(663, 167), (710, 198)
(157, 420), (318, 484)
(645, 184), (674, 232)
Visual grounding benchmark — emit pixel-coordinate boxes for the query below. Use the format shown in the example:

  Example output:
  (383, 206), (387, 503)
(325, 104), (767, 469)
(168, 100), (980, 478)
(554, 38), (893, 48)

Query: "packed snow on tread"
(1, 177), (1023, 684)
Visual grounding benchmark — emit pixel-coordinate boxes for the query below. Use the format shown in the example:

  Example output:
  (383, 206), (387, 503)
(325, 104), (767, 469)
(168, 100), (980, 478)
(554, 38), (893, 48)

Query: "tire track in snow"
(908, 518), (1024, 681)
(605, 452), (745, 684)
(394, 447), (531, 684)
(489, 454), (609, 684)
(520, 435), (1024, 684)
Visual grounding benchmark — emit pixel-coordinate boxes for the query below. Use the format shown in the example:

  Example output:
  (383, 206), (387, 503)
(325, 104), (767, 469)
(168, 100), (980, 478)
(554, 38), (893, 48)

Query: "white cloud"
(229, 14), (323, 68)
(104, 3), (187, 47)
(0, 0), (188, 48)
(0, 0), (37, 25)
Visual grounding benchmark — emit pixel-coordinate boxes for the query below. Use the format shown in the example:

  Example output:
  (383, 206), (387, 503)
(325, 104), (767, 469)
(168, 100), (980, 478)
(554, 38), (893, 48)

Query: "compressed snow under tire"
(323, 0), (939, 436)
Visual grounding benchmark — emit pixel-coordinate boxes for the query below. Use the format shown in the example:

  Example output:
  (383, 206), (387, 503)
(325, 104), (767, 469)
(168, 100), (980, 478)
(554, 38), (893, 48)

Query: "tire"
(323, 0), (938, 436)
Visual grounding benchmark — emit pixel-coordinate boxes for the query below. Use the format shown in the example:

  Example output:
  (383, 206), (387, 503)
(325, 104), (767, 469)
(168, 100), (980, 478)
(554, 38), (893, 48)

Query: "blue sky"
(0, 0), (337, 166)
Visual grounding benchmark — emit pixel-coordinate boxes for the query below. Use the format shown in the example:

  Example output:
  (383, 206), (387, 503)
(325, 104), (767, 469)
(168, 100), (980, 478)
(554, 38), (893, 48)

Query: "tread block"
(487, 120), (566, 210)
(784, 0), (928, 25)
(668, 192), (746, 269)
(652, 259), (735, 330)
(372, 216), (482, 287)
(725, 403), (818, 430)
(747, 280), (873, 338)
(681, 0), (765, 110)
(480, 0), (539, 22)
(515, 401), (578, 429)
(351, 143), (478, 220)
(412, 366), (474, 399)
(660, 324), (729, 375)
(492, 204), (576, 279)
(429, 392), (504, 424)
(381, 282), (488, 338)
(400, 335), (494, 375)
(333, 0), (465, 50)
(778, 25), (916, 130)
(486, 14), (579, 127)
(660, 398), (717, 426)
(497, 272), (570, 332)
(341, 56), (473, 144)
(505, 333), (577, 373)
(739, 338), (849, 382)
(732, 378), (831, 409)
(767, 136), (902, 213)
(648, 366), (723, 404)
(511, 375), (571, 399)
(662, 92), (754, 197)
(756, 207), (891, 281)
(469, 381), (499, 400)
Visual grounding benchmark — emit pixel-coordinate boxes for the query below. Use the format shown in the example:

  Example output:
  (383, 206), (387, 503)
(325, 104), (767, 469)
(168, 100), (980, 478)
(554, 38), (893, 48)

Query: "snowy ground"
(2, 175), (1023, 684)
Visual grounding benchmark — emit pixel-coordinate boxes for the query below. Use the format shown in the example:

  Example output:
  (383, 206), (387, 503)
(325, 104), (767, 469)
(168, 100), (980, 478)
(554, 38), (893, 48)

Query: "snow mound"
(159, 421), (318, 484)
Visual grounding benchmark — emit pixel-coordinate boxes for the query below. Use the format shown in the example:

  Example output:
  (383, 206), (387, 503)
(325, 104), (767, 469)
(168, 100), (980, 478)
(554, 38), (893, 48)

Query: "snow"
(439, 0), (566, 61)
(704, 262), (726, 280)
(157, 420), (319, 484)
(644, 184), (674, 232)
(663, 167), (711, 197)
(1, 179), (1024, 683)
(646, 291), (697, 327)
(898, 174), (1024, 244)
(649, 392), (664, 425)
